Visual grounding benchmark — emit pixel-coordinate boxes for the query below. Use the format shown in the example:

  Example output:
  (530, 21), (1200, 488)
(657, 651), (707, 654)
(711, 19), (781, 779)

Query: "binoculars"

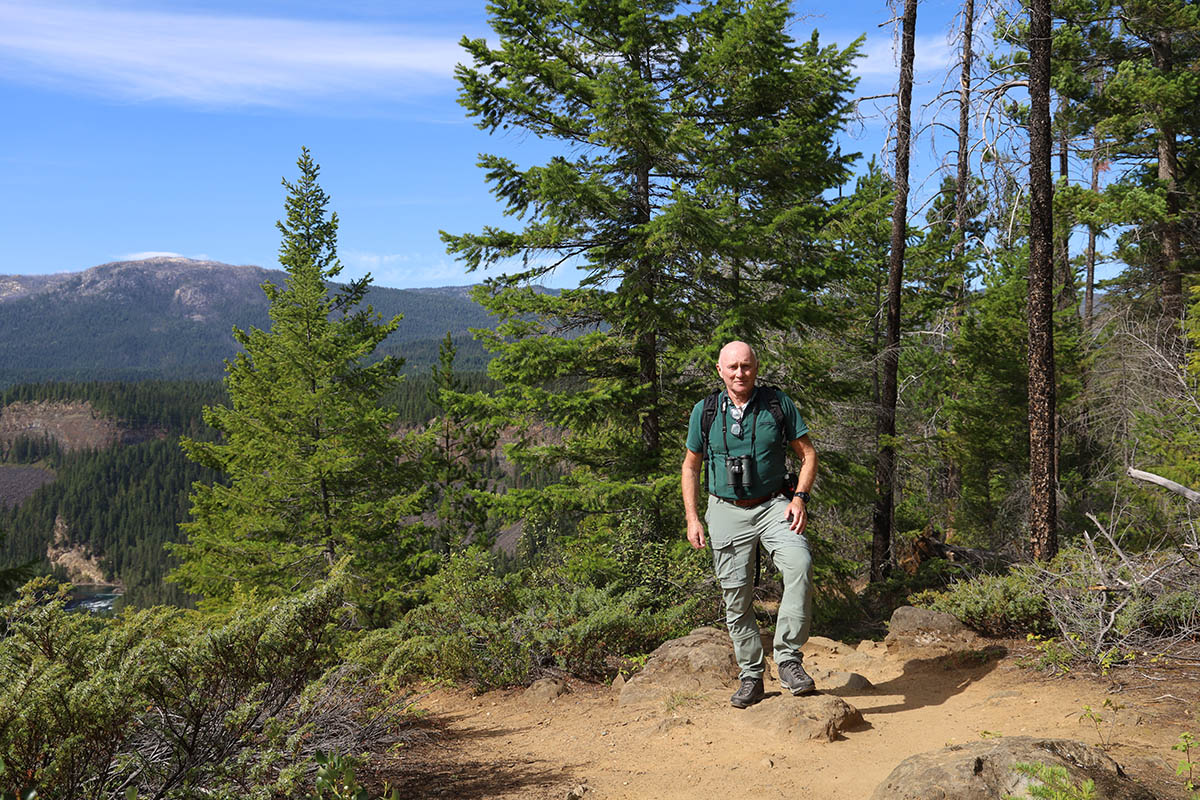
(724, 455), (753, 488)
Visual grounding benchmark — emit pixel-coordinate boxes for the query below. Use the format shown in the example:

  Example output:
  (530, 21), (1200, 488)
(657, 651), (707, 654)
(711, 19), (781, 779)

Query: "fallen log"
(1127, 467), (1200, 504)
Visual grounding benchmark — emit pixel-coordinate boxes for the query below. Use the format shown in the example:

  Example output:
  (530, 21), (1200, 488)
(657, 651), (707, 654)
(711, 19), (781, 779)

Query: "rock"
(803, 635), (848, 656)
(746, 694), (864, 742)
(857, 640), (888, 656)
(526, 677), (569, 702)
(565, 784), (590, 800)
(760, 757), (775, 769)
(611, 673), (626, 694)
(885, 606), (980, 656)
(870, 737), (1157, 800)
(619, 627), (738, 705)
(810, 668), (873, 691)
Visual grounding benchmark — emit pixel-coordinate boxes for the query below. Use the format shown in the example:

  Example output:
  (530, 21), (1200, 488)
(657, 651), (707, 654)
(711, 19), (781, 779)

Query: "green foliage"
(0, 572), (357, 799)
(1007, 762), (1096, 800)
(172, 149), (433, 622)
(424, 334), (502, 553)
(445, 0), (861, 526)
(360, 544), (715, 690)
(911, 568), (1050, 637)
(1020, 634), (1077, 675)
(1174, 731), (1198, 793)
(1078, 698), (1124, 749)
(309, 752), (399, 800)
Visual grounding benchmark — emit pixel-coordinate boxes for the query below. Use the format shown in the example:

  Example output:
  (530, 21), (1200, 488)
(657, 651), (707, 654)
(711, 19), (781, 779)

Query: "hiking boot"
(730, 676), (764, 708)
(778, 658), (816, 695)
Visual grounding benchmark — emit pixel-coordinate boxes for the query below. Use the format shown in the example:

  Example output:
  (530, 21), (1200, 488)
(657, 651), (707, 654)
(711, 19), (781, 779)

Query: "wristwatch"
(793, 491), (810, 502)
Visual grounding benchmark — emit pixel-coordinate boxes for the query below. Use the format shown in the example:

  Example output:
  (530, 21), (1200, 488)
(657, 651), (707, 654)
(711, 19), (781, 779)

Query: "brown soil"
(384, 641), (1200, 800)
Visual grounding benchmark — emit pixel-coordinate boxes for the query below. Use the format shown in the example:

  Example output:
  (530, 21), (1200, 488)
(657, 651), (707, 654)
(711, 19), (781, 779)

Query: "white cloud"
(0, 1), (464, 108)
(343, 250), (472, 289)
(120, 250), (186, 260)
(853, 31), (955, 80)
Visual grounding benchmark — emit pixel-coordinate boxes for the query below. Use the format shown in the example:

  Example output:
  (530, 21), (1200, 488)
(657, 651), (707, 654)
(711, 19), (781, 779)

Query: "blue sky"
(0, 0), (968, 289)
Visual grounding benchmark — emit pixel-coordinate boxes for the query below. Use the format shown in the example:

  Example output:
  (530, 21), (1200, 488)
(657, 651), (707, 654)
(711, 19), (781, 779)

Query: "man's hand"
(686, 517), (707, 549)
(786, 495), (807, 534)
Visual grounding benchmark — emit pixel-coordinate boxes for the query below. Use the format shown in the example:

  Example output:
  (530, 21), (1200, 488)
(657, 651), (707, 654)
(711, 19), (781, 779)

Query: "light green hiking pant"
(706, 494), (813, 680)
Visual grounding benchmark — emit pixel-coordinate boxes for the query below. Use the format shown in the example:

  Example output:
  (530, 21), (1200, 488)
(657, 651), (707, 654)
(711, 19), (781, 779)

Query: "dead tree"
(1028, 0), (1058, 560)
(873, 0), (918, 583)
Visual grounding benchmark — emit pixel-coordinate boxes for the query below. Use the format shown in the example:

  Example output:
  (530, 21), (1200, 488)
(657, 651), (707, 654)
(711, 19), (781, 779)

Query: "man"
(682, 341), (818, 708)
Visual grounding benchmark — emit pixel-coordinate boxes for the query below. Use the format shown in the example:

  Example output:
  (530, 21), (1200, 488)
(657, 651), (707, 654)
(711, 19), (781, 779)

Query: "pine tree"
(171, 149), (431, 618)
(443, 0), (859, 529)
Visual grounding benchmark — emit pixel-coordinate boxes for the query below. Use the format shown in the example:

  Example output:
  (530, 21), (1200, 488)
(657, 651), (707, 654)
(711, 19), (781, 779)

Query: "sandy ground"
(382, 638), (1200, 800)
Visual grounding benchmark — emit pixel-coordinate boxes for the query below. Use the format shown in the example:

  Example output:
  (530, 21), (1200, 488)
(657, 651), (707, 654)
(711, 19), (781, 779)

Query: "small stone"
(565, 784), (589, 800)
(761, 757), (775, 769)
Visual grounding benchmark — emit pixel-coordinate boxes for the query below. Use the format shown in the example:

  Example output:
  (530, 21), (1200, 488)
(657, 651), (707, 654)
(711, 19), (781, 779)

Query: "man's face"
(718, 345), (757, 397)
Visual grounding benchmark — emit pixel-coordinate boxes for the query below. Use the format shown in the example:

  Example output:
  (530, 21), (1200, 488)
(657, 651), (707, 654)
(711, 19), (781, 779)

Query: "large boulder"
(870, 737), (1157, 800)
(885, 605), (980, 656)
(745, 693), (864, 742)
(618, 627), (738, 705)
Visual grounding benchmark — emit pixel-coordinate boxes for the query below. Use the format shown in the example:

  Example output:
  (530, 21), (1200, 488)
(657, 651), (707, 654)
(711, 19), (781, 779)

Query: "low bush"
(0, 569), (409, 799)
(366, 545), (716, 690)
(911, 567), (1051, 637)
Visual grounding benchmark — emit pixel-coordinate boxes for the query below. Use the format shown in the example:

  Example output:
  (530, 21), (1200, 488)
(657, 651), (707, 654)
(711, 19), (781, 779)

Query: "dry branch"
(1128, 467), (1200, 504)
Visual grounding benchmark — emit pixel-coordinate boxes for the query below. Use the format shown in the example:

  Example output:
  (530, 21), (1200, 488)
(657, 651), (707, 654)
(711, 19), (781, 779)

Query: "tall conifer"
(172, 149), (430, 617)
(444, 0), (859, 525)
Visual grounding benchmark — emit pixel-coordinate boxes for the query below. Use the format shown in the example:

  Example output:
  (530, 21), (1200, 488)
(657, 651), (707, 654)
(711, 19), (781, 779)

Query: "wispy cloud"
(853, 31), (955, 80)
(0, 1), (465, 108)
(343, 250), (473, 289)
(121, 250), (186, 260)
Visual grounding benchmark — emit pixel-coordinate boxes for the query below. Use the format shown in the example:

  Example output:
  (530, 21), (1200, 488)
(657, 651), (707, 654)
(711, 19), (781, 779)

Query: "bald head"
(717, 341), (758, 403)
(718, 341), (758, 368)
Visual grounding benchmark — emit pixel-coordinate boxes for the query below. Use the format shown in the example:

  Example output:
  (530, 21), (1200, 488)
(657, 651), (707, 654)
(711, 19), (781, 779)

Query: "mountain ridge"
(0, 257), (500, 385)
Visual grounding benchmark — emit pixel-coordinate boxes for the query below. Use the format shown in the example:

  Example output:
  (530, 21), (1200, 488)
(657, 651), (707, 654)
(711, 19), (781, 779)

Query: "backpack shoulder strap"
(760, 385), (788, 436)
(699, 389), (721, 456)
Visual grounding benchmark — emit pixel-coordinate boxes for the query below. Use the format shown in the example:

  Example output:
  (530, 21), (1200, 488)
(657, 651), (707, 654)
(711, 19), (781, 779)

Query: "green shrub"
(0, 570), (404, 799)
(911, 567), (1050, 636)
(373, 546), (713, 689)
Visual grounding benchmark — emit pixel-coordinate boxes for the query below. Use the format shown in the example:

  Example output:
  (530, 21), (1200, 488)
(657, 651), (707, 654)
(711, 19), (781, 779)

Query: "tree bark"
(1085, 123), (1100, 326)
(1055, 100), (1076, 314)
(946, 0), (976, 543)
(1151, 31), (1183, 322)
(872, 0), (918, 582)
(1028, 0), (1058, 561)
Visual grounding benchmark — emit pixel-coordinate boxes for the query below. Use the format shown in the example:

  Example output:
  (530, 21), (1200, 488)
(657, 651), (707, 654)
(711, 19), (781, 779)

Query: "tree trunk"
(872, 0), (917, 582)
(1055, 102), (1076, 314)
(1028, 0), (1058, 561)
(1151, 31), (1183, 322)
(946, 0), (976, 543)
(634, 162), (659, 459)
(1085, 123), (1100, 326)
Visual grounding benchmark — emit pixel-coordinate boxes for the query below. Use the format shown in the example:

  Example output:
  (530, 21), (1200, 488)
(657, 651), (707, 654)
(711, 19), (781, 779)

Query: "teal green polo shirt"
(686, 387), (808, 500)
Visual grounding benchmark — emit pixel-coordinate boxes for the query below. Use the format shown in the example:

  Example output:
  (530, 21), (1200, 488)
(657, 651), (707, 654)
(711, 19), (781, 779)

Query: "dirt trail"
(387, 639), (1200, 800)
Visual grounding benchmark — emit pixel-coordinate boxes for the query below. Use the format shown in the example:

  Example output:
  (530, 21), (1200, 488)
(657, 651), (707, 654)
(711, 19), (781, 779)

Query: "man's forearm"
(682, 463), (702, 522)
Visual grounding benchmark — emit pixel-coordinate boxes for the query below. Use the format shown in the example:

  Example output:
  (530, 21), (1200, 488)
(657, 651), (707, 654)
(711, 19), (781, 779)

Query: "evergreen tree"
(443, 0), (859, 527)
(171, 149), (431, 620)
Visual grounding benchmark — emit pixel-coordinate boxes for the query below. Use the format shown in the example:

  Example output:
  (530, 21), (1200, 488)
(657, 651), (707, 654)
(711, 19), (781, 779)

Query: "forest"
(1, 0), (1199, 797)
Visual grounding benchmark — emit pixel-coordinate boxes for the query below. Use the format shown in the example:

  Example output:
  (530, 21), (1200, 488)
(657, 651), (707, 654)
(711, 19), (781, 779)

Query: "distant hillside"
(0, 257), (501, 386)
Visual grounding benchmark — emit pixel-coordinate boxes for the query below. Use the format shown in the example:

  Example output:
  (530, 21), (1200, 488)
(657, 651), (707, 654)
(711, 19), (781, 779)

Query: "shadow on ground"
(373, 711), (573, 800)
(824, 645), (1010, 717)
